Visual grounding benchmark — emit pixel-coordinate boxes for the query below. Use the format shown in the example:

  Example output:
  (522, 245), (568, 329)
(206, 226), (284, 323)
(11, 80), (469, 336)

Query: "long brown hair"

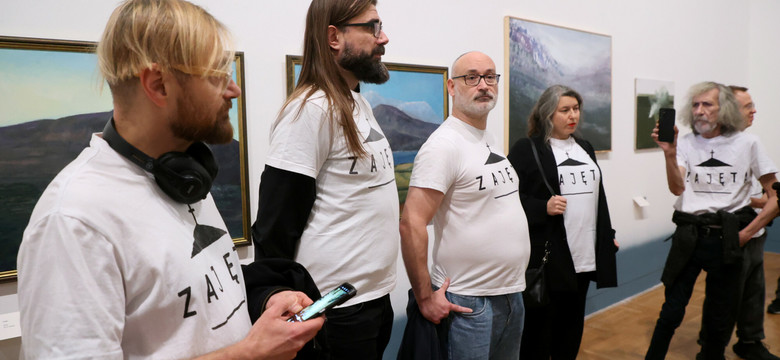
(281, 0), (377, 158)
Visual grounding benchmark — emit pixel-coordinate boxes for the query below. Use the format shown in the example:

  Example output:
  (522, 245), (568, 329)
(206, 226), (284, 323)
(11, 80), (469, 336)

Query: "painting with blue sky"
(0, 37), (249, 280)
(287, 56), (449, 205)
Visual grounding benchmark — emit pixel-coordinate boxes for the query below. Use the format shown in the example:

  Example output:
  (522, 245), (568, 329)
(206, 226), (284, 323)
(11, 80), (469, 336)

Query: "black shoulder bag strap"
(529, 139), (556, 197)
(529, 139), (553, 263)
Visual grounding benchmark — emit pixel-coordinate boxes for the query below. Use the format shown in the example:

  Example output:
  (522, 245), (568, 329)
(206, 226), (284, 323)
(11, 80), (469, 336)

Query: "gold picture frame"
(0, 36), (251, 281)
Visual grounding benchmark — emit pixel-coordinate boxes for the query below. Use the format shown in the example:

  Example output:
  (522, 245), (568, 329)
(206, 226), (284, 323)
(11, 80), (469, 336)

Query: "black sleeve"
(251, 165), (316, 260)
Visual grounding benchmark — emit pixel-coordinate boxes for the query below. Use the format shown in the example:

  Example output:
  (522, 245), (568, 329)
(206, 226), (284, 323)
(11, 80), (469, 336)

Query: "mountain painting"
(0, 112), (246, 279)
(287, 56), (449, 206)
(0, 36), (249, 280)
(504, 17), (612, 151)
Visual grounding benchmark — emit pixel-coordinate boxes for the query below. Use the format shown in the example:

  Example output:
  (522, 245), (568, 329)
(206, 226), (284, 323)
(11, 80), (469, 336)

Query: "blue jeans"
(445, 291), (524, 360)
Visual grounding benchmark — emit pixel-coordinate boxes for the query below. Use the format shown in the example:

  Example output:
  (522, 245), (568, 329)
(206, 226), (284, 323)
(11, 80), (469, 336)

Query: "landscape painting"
(635, 78), (674, 150)
(504, 17), (612, 152)
(0, 36), (250, 281)
(286, 55), (448, 206)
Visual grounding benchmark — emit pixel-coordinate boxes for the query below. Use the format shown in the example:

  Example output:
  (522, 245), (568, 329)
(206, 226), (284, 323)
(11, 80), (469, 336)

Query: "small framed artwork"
(0, 36), (251, 281)
(285, 55), (448, 206)
(635, 78), (674, 150)
(504, 17), (612, 152)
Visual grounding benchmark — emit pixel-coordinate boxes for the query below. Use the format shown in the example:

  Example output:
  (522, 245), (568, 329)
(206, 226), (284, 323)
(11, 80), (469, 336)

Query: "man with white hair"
(646, 82), (779, 360)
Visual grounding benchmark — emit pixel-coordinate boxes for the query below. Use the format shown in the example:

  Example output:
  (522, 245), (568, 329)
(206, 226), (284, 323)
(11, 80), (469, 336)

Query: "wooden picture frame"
(635, 78), (675, 150)
(285, 55), (448, 205)
(0, 36), (251, 281)
(504, 17), (612, 152)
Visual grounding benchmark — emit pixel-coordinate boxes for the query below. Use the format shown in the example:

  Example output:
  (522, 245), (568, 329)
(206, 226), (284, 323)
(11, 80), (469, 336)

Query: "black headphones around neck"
(101, 118), (218, 204)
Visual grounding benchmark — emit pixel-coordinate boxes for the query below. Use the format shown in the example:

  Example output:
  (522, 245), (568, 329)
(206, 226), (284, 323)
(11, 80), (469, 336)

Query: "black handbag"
(523, 140), (555, 308)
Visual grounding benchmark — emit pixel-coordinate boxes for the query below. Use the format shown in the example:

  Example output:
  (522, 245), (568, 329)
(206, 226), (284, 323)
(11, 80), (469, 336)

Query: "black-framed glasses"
(452, 74), (501, 86)
(341, 21), (383, 38)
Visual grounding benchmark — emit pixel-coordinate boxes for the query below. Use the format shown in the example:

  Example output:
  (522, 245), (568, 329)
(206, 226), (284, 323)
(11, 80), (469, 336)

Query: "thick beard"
(170, 95), (234, 145)
(338, 43), (389, 84)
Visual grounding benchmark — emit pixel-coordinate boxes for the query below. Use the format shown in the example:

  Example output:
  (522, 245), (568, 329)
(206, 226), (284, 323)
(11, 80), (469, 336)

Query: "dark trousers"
(325, 294), (393, 360)
(699, 232), (768, 346)
(646, 228), (742, 360)
(775, 274), (780, 300)
(520, 271), (593, 360)
(734, 232), (768, 341)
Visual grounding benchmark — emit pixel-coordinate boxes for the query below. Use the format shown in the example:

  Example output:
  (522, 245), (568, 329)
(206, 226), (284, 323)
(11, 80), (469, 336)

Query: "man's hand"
(738, 230), (752, 247)
(417, 278), (472, 324)
(651, 123), (679, 155)
(244, 291), (324, 360)
(652, 123), (685, 196)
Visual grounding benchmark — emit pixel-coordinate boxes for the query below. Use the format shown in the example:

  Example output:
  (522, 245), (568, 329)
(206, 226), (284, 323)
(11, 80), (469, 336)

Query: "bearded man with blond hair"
(17, 1), (322, 358)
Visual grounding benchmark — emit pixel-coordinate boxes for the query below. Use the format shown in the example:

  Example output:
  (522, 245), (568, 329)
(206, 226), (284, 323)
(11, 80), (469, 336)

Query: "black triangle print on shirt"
(485, 152), (505, 165)
(484, 143), (506, 165)
(187, 205), (227, 258)
(192, 224), (227, 258)
(558, 158), (588, 167)
(697, 150), (731, 167)
(363, 126), (386, 143)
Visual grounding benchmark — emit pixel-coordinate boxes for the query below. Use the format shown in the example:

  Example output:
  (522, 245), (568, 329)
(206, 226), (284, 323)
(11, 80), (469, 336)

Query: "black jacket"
(507, 135), (618, 291)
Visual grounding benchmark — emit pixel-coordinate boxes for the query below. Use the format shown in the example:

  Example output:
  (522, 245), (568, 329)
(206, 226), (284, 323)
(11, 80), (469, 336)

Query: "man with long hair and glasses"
(17, 0), (323, 358)
(251, 0), (397, 358)
(645, 82), (779, 360)
(400, 51), (531, 359)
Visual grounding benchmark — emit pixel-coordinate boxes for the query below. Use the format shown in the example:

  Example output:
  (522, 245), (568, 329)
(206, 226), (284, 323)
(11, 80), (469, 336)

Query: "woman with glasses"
(507, 85), (619, 360)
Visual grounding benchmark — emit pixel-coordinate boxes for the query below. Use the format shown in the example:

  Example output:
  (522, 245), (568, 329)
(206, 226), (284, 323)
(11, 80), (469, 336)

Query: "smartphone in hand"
(658, 108), (676, 143)
(287, 282), (357, 322)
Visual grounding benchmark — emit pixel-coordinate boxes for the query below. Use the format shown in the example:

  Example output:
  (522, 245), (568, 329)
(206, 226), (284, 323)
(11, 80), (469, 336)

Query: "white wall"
(2, 0), (779, 356)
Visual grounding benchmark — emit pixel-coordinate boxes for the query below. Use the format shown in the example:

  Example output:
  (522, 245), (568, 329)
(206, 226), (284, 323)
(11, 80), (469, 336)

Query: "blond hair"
(97, 0), (234, 95)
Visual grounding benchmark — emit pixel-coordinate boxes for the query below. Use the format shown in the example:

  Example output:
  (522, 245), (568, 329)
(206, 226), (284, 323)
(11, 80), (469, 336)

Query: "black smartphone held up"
(287, 282), (357, 322)
(658, 108), (676, 143)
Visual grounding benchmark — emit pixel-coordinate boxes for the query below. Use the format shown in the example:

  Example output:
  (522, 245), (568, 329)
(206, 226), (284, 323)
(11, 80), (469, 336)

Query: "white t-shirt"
(410, 116), (531, 297)
(674, 131), (777, 215)
(550, 137), (598, 273)
(266, 89), (399, 306)
(18, 134), (251, 359)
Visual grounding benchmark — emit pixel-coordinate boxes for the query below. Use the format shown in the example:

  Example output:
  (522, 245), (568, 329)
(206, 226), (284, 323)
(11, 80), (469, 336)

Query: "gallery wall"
(1, 0), (779, 357)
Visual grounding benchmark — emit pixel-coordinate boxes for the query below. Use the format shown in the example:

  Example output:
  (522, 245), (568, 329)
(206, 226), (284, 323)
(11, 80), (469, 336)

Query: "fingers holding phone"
(247, 292), (325, 359)
(288, 283), (356, 322)
(652, 108), (678, 154)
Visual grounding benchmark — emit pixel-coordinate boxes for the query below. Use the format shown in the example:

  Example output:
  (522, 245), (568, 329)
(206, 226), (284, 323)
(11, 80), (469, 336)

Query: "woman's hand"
(546, 195), (567, 215)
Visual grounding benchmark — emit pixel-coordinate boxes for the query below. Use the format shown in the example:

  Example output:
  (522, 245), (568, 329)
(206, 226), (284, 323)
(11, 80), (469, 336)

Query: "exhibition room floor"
(579, 252), (780, 359)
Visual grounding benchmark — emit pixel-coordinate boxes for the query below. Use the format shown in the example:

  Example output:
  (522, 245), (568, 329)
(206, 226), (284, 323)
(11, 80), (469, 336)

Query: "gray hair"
(680, 81), (744, 136)
(527, 85), (583, 143)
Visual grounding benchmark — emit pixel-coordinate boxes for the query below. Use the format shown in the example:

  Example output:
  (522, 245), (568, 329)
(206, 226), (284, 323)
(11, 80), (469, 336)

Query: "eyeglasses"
(341, 21), (383, 38)
(452, 74), (500, 86)
(172, 65), (234, 92)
